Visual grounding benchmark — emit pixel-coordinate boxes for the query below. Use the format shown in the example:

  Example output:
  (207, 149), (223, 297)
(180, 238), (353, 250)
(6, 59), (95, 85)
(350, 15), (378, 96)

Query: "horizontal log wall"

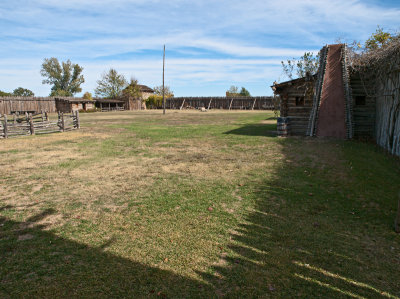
(275, 85), (313, 136)
(350, 74), (376, 138)
(166, 97), (275, 110)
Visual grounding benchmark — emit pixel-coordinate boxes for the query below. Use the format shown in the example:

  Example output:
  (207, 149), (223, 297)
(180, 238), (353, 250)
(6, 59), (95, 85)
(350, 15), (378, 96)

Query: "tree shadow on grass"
(224, 124), (277, 137)
(0, 208), (212, 298)
(2, 139), (400, 298)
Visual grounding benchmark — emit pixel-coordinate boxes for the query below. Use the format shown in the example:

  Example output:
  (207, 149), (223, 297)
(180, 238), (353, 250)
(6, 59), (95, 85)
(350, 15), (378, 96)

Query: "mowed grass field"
(1, 110), (400, 298)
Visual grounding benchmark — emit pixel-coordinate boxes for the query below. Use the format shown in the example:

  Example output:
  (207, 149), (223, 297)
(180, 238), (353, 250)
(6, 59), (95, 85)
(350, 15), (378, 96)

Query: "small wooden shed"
(94, 98), (125, 112)
(55, 98), (96, 113)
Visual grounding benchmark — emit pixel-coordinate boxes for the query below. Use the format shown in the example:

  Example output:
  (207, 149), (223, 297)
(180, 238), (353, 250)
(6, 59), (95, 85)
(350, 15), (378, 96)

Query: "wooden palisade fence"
(166, 96), (276, 110)
(0, 111), (79, 139)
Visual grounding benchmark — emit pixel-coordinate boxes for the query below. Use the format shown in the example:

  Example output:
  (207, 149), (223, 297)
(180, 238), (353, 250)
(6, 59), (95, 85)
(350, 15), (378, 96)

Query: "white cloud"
(0, 0), (399, 96)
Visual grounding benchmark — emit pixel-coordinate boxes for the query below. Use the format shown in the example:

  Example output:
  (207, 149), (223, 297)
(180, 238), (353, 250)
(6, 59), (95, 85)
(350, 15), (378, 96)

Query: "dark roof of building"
(271, 74), (317, 91)
(94, 98), (125, 103)
(55, 97), (94, 103)
(138, 85), (154, 93)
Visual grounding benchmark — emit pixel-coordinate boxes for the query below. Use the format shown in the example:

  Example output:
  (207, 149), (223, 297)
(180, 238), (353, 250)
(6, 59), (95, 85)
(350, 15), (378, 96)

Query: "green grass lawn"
(1, 110), (399, 298)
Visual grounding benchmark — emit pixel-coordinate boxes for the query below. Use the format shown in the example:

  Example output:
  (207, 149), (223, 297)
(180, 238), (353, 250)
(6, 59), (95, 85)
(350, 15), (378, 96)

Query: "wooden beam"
(252, 98), (257, 110)
(207, 98), (212, 110)
(229, 98), (233, 110)
(180, 99), (185, 110)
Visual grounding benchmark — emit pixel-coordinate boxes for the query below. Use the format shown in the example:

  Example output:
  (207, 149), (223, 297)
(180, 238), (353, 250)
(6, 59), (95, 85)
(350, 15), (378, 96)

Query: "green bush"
(146, 95), (164, 109)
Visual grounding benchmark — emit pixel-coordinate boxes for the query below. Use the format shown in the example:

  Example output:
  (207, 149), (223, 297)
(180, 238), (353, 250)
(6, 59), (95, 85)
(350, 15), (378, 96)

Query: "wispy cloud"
(0, 0), (399, 96)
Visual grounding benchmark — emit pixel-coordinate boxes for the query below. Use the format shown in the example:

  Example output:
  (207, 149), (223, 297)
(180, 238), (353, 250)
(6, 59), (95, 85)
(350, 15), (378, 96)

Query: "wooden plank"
(207, 98), (212, 110)
(3, 114), (8, 138)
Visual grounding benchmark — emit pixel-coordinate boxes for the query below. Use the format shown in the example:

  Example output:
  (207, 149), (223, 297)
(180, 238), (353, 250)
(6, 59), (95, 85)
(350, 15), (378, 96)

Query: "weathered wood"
(167, 96), (274, 110)
(229, 98), (233, 110)
(3, 114), (8, 138)
(61, 112), (65, 132)
(207, 98), (212, 110)
(180, 99), (185, 110)
(75, 110), (80, 129)
(29, 114), (35, 135)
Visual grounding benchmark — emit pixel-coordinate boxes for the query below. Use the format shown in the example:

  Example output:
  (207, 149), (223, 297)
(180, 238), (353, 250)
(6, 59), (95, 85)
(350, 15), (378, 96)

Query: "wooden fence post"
(29, 113), (35, 135)
(45, 111), (48, 121)
(3, 114), (8, 138)
(395, 192), (400, 233)
(229, 98), (233, 110)
(208, 98), (212, 110)
(75, 110), (80, 129)
(61, 112), (65, 132)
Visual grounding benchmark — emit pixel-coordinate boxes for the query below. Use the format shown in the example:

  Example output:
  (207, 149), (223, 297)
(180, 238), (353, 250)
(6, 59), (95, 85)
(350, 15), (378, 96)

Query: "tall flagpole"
(163, 45), (165, 115)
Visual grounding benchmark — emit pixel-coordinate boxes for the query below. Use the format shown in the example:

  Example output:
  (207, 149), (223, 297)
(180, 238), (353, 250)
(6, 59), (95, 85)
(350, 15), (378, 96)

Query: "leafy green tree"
(95, 68), (127, 99)
(146, 95), (164, 109)
(0, 90), (12, 96)
(153, 85), (174, 98)
(13, 87), (34, 97)
(365, 26), (394, 50)
(123, 78), (142, 99)
(40, 58), (84, 96)
(83, 92), (93, 100)
(281, 52), (319, 80)
(226, 85), (240, 97)
(239, 87), (251, 96)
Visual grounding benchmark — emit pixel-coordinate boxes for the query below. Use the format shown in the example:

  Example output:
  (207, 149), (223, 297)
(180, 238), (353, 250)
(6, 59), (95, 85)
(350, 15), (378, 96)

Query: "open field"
(1, 110), (400, 298)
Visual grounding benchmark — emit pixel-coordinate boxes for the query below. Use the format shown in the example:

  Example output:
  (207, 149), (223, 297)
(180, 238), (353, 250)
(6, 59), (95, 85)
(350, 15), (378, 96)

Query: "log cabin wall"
(284, 86), (313, 136)
(349, 73), (376, 138)
(273, 80), (313, 136)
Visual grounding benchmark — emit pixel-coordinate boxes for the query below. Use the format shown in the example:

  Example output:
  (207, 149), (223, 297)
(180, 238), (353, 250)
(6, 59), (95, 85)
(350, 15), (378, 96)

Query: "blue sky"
(0, 0), (399, 97)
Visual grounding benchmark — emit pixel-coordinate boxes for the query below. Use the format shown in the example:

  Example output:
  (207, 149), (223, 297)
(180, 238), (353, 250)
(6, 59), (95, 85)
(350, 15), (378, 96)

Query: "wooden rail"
(101, 106), (125, 112)
(1, 111), (80, 139)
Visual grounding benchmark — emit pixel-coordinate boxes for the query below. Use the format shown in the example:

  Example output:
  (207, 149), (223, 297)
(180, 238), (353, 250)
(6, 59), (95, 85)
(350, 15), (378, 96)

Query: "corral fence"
(0, 111), (80, 139)
(101, 106), (125, 112)
(166, 96), (276, 110)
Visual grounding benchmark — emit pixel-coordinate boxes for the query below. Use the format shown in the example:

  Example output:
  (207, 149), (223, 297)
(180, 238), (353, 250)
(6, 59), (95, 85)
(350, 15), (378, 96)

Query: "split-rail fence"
(0, 111), (80, 139)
